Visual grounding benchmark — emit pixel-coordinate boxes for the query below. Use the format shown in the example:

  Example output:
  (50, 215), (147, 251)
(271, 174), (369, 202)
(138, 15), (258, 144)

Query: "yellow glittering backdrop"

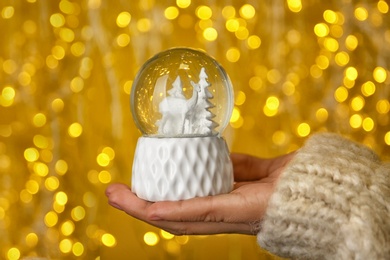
(0, 0), (389, 259)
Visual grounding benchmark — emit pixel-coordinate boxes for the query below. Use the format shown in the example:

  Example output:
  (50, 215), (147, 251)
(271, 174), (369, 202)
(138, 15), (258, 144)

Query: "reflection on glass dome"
(131, 48), (233, 137)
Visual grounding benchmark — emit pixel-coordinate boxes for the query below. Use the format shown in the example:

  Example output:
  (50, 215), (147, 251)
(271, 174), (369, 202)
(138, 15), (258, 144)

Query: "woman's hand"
(105, 152), (295, 236)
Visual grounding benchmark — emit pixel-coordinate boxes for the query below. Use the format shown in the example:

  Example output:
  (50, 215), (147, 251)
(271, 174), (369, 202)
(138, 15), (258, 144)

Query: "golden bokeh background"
(1, 0), (389, 259)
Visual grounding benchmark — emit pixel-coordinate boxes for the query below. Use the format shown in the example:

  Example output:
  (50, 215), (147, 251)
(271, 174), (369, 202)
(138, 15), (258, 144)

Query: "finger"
(231, 152), (295, 181)
(106, 183), (154, 221)
(151, 220), (255, 236)
(231, 153), (275, 181)
(149, 185), (268, 224)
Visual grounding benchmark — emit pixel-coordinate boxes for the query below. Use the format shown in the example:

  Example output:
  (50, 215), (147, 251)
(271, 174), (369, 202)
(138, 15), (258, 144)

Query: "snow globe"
(130, 47), (234, 201)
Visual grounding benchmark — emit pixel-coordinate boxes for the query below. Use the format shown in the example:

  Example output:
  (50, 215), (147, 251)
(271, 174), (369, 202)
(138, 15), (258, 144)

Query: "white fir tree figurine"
(191, 67), (218, 135)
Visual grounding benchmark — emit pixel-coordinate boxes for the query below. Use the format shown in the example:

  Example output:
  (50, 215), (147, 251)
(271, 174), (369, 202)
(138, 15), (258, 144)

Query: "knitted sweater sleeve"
(257, 133), (390, 260)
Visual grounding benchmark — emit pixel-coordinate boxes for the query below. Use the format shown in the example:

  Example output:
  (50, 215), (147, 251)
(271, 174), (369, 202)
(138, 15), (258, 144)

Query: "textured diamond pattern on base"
(132, 137), (234, 201)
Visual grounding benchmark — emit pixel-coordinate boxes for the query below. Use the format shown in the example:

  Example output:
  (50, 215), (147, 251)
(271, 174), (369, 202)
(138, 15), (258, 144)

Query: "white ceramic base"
(132, 136), (234, 201)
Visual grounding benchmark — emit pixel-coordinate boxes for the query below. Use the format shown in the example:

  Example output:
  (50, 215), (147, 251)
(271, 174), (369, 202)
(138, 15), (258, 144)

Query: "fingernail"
(149, 214), (162, 221)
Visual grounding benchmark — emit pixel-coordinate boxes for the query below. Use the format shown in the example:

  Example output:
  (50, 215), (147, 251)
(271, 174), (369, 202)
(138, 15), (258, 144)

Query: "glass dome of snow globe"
(130, 47), (233, 137)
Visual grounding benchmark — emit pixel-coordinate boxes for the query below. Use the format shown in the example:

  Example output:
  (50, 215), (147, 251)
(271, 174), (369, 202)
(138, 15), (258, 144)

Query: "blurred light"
(345, 66), (358, 81)
(70, 77), (84, 93)
(362, 117), (374, 132)
(50, 13), (65, 28)
(51, 98), (64, 112)
(235, 26), (249, 40)
(350, 95), (365, 111)
(282, 81), (295, 96)
(345, 35), (358, 50)
(33, 113), (47, 127)
(20, 189), (33, 203)
(53, 201), (65, 213)
(61, 220), (75, 236)
(350, 114), (363, 128)
(26, 180), (39, 194)
(316, 108), (328, 122)
(373, 66), (387, 83)
(102, 233), (117, 247)
(2, 86), (15, 101)
(335, 51), (349, 66)
(68, 122), (83, 138)
(144, 231), (159, 246)
(330, 25), (343, 38)
(7, 248), (20, 260)
(287, 0), (302, 12)
(385, 132), (390, 145)
(72, 242), (84, 257)
(98, 170), (112, 184)
(222, 6), (236, 19)
(272, 131), (287, 145)
(314, 23), (329, 37)
(376, 99), (390, 114)
(97, 153), (110, 167)
(267, 69), (282, 84)
(3, 59), (17, 74)
(230, 107), (240, 123)
(55, 191), (68, 206)
(176, 0), (191, 9)
(175, 236), (189, 245)
(59, 239), (73, 253)
(71, 206), (86, 221)
(59, 28), (75, 42)
(160, 230), (175, 240)
(297, 123), (311, 137)
(196, 6), (212, 20)
(334, 86), (348, 102)
(249, 76), (263, 91)
(226, 19), (239, 32)
(123, 80), (132, 95)
(323, 10), (338, 24)
(264, 96), (279, 117)
(354, 7), (368, 21)
(87, 170), (99, 184)
(55, 159), (68, 175)
(83, 192), (97, 208)
(203, 27), (218, 41)
(234, 91), (246, 106)
(316, 55), (329, 69)
(25, 233), (38, 247)
(361, 81), (376, 96)
(33, 135), (49, 149)
(165, 6), (179, 20)
(52, 45), (65, 60)
(239, 4), (255, 19)
(137, 18), (151, 32)
(59, 0), (75, 14)
(378, 0), (389, 13)
(1, 6), (14, 19)
(287, 29), (301, 45)
(24, 148), (39, 162)
(45, 176), (60, 191)
(116, 12), (131, 28)
(310, 65), (323, 78)
(44, 211), (58, 227)
(324, 37), (339, 52)
(33, 162), (49, 177)
(226, 48), (240, 62)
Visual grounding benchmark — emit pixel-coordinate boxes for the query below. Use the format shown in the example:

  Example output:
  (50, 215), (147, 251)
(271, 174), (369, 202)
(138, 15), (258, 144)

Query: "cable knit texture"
(258, 133), (390, 260)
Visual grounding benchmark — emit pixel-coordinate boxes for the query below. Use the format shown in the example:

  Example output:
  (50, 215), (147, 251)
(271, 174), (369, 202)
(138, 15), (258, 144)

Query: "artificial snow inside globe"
(130, 47), (234, 201)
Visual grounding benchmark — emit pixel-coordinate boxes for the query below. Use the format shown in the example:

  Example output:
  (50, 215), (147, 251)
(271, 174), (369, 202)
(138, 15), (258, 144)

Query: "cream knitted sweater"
(258, 133), (390, 259)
